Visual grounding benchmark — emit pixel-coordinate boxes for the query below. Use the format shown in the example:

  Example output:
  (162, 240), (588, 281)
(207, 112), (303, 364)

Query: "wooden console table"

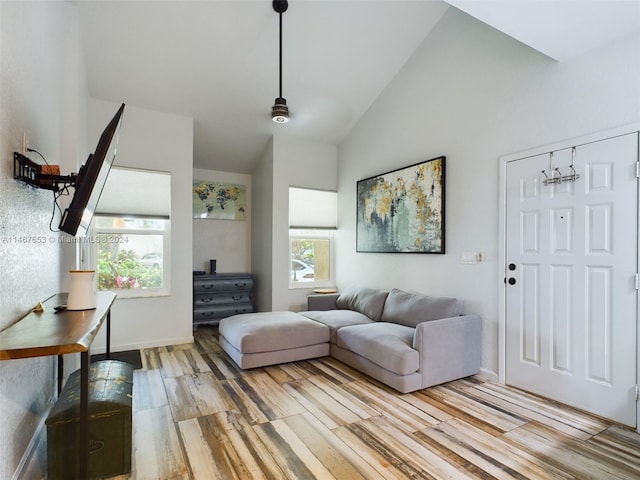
(0, 291), (116, 480)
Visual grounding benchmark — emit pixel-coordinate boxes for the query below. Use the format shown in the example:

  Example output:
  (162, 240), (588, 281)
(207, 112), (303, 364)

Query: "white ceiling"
(76, 1), (640, 174)
(448, 0), (640, 62)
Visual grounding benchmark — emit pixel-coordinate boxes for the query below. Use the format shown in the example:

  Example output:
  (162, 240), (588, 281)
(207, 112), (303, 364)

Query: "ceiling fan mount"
(273, 1), (288, 14)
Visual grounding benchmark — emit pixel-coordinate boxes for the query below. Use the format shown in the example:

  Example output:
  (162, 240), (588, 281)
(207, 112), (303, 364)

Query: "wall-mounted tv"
(59, 103), (125, 236)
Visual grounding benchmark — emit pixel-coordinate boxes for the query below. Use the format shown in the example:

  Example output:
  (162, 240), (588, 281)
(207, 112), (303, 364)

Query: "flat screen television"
(59, 103), (125, 236)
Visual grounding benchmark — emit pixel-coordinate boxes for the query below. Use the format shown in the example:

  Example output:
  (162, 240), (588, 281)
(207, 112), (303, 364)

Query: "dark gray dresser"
(193, 273), (254, 328)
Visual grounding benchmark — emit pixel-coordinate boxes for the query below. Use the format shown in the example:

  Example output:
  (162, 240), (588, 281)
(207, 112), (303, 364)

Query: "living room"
(1, 1), (639, 479)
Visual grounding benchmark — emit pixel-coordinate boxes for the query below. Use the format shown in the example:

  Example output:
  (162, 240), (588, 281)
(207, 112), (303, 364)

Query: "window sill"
(288, 282), (336, 291)
(100, 288), (171, 299)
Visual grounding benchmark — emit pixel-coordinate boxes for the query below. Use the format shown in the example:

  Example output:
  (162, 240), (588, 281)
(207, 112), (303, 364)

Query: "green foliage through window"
(97, 243), (162, 291)
(291, 239), (315, 267)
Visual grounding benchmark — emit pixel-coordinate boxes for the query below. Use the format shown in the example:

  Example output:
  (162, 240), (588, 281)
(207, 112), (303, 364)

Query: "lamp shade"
(67, 270), (96, 311)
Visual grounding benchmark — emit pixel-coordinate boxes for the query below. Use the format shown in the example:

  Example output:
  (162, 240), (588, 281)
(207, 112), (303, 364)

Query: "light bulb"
(272, 97), (289, 123)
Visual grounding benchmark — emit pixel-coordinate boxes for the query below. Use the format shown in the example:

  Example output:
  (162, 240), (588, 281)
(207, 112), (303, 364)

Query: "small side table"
(0, 291), (116, 480)
(312, 288), (337, 294)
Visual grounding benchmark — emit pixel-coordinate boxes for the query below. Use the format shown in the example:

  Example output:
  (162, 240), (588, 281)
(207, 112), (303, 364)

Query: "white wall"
(89, 100), (194, 352)
(251, 135), (338, 312)
(271, 135), (338, 311)
(0, 2), (87, 478)
(193, 168), (251, 274)
(251, 139), (275, 311)
(337, 8), (640, 379)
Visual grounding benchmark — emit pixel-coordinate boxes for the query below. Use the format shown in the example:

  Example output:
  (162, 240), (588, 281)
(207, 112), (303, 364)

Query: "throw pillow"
(336, 286), (388, 321)
(381, 288), (463, 327)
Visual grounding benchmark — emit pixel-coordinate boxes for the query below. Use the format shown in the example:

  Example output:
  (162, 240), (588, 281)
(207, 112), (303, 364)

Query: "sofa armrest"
(307, 293), (340, 311)
(413, 314), (482, 388)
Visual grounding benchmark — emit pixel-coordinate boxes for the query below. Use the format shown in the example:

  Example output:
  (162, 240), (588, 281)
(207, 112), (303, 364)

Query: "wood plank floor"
(110, 326), (640, 480)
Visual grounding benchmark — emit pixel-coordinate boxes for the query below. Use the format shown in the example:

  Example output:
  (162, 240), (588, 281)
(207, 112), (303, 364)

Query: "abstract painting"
(193, 180), (246, 220)
(356, 156), (445, 253)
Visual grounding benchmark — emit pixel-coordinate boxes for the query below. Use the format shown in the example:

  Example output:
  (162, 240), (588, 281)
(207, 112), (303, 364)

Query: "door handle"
(508, 278), (516, 285)
(508, 263), (516, 271)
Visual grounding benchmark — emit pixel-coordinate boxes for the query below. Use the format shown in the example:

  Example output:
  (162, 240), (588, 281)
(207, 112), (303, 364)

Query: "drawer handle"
(235, 282), (247, 288)
(201, 284), (214, 290)
(232, 295), (244, 301)
(201, 297), (214, 303)
(89, 440), (105, 454)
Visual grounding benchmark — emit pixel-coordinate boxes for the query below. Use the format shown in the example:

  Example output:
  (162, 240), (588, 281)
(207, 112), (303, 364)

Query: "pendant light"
(272, 0), (289, 123)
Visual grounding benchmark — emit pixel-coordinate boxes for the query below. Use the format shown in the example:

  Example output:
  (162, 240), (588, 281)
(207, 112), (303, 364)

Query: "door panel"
(521, 263), (540, 366)
(505, 133), (638, 426)
(586, 266), (612, 384)
(550, 264), (571, 373)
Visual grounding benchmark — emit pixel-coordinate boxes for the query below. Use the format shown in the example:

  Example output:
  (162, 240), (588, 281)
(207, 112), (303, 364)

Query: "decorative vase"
(67, 270), (96, 311)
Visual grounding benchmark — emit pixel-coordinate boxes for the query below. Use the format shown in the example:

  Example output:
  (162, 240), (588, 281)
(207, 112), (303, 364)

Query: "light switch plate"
(461, 251), (486, 264)
(461, 252), (478, 264)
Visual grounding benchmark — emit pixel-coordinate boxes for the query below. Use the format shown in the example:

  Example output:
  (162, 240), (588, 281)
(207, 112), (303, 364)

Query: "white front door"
(505, 132), (638, 427)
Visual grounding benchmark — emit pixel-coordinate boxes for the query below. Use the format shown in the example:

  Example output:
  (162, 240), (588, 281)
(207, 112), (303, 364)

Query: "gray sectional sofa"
(218, 286), (482, 394)
(299, 287), (482, 393)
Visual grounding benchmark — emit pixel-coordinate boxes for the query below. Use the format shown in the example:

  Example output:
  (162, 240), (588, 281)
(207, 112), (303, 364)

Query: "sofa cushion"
(381, 288), (463, 327)
(336, 323), (419, 376)
(219, 312), (329, 354)
(336, 286), (388, 321)
(300, 310), (374, 343)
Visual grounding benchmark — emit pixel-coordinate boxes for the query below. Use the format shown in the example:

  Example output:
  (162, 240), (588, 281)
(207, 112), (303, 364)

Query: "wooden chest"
(46, 360), (133, 480)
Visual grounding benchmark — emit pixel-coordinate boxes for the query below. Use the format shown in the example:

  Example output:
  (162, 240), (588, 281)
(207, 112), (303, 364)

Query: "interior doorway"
(499, 127), (639, 428)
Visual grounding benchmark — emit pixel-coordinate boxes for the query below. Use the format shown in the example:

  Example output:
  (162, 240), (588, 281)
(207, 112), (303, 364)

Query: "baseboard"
(478, 367), (499, 383)
(12, 403), (51, 480)
(90, 335), (194, 355)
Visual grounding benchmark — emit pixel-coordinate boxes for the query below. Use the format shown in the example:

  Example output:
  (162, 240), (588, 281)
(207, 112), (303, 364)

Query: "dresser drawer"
(193, 277), (253, 293)
(195, 291), (251, 306)
(193, 304), (254, 321)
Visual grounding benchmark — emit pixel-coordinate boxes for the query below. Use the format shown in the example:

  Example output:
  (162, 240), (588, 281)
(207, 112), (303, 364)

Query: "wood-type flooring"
(110, 326), (640, 480)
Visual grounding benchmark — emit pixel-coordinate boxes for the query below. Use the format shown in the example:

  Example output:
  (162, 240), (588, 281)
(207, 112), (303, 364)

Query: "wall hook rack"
(541, 148), (580, 186)
(541, 164), (580, 186)
(14, 152), (77, 192)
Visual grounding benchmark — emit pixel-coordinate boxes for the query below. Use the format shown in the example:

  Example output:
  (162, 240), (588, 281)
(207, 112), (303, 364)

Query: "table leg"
(106, 310), (111, 360)
(79, 350), (89, 479)
(57, 355), (63, 395)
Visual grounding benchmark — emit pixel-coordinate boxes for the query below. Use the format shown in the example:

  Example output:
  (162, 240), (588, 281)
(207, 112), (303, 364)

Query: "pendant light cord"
(279, 11), (283, 99)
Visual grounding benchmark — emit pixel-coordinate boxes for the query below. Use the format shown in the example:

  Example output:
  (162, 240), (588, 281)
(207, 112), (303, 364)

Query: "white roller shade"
(289, 187), (337, 229)
(96, 167), (171, 218)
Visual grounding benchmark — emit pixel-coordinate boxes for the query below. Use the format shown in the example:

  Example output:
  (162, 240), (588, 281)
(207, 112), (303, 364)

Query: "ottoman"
(218, 311), (330, 369)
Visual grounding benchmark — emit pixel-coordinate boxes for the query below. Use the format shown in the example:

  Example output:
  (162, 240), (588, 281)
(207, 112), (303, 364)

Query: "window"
(95, 216), (170, 297)
(91, 167), (171, 298)
(289, 231), (333, 287)
(289, 187), (337, 289)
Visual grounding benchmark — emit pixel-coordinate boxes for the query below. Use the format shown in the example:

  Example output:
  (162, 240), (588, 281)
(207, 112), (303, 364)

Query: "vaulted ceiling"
(77, 1), (640, 174)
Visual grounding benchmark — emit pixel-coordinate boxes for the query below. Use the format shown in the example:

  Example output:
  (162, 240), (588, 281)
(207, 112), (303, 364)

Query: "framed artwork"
(356, 156), (445, 253)
(193, 180), (246, 220)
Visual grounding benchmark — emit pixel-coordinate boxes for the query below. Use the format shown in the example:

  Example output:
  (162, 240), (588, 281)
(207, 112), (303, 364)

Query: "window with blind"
(92, 167), (171, 298)
(288, 187), (337, 289)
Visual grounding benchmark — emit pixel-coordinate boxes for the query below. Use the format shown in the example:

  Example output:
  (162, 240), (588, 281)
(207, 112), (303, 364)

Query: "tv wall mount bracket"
(14, 152), (77, 192)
